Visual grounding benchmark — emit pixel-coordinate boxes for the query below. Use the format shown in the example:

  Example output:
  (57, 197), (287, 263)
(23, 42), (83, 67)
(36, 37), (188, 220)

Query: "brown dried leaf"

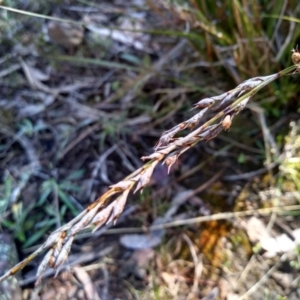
(73, 266), (101, 300)
(20, 59), (53, 93)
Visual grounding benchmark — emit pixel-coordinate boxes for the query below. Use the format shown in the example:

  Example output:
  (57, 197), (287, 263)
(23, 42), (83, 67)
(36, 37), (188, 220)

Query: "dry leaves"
(73, 266), (101, 300)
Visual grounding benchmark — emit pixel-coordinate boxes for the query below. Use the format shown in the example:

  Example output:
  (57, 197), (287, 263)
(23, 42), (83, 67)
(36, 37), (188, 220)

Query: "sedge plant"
(0, 48), (299, 285)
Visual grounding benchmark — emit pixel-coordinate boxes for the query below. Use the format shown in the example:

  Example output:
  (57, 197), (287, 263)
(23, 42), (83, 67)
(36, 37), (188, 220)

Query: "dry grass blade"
(0, 56), (298, 285)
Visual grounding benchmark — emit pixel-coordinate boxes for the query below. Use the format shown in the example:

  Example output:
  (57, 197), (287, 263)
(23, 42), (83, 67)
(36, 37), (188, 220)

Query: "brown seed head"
(222, 115), (232, 130)
(291, 45), (300, 65)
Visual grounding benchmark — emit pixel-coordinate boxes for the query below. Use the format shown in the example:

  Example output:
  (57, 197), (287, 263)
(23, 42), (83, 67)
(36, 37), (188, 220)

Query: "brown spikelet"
(291, 45), (300, 65)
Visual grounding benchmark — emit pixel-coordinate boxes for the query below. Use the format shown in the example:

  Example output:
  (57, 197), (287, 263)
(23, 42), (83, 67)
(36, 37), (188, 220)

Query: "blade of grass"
(0, 5), (82, 24)
(48, 55), (143, 71)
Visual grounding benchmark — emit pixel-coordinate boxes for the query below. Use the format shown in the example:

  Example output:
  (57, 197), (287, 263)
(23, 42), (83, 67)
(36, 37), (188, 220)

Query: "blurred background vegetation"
(1, 0), (300, 299)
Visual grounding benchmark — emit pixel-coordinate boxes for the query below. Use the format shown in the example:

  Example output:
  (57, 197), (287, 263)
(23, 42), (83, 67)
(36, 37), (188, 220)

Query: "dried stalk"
(0, 54), (299, 285)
